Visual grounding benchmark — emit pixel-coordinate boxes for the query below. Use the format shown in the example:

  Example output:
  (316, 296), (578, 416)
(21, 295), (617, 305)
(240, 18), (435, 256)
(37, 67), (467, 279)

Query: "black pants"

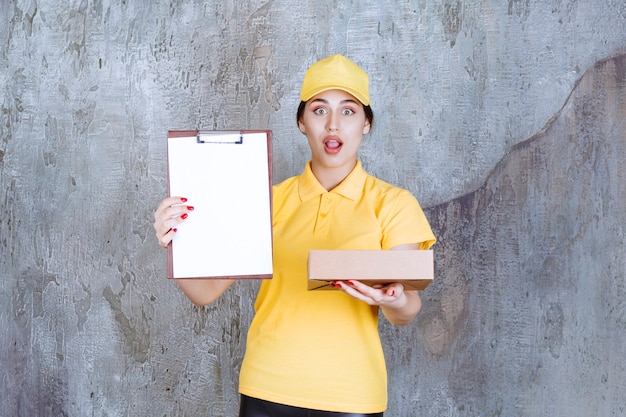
(239, 395), (384, 417)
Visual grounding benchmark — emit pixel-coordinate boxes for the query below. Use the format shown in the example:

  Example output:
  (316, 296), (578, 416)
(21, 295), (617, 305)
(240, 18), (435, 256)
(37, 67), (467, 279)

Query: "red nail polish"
(172, 228), (177, 233)
(336, 282), (343, 289)
(389, 289), (395, 297)
(187, 206), (194, 211)
(181, 197), (188, 202)
(181, 213), (188, 219)
(348, 280), (356, 286)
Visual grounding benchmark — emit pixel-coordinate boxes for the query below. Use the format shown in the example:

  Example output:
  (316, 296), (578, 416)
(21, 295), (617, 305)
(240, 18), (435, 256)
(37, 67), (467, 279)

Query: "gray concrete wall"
(1, 1), (624, 416)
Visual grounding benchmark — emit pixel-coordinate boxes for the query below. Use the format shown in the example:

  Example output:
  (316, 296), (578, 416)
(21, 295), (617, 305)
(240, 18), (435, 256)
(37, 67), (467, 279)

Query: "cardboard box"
(307, 250), (434, 291)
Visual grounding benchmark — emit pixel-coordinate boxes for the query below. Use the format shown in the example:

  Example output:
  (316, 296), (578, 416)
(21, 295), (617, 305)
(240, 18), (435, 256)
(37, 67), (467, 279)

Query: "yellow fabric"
(239, 160), (436, 413)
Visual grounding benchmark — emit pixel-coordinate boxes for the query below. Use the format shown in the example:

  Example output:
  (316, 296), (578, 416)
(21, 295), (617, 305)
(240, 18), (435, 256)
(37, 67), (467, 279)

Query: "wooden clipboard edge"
(165, 129), (274, 280)
(173, 273), (273, 280)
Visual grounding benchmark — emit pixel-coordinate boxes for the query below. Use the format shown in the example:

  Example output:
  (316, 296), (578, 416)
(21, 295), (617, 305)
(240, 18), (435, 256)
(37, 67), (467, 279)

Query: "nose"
(326, 111), (339, 132)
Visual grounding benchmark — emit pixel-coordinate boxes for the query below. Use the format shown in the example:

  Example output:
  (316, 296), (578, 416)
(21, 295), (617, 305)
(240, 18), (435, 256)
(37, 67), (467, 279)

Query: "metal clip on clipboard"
(196, 131), (243, 144)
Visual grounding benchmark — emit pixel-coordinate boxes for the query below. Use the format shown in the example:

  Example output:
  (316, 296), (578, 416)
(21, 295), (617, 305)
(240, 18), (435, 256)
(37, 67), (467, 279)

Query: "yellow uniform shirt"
(239, 160), (436, 413)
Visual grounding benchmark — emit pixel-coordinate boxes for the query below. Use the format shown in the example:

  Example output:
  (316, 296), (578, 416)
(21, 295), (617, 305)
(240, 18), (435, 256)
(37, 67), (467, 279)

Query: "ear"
(298, 120), (306, 134)
(362, 119), (371, 135)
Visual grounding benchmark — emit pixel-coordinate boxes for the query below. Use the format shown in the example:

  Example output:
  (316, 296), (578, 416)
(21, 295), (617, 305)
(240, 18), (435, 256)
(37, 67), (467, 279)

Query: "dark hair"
(296, 101), (374, 129)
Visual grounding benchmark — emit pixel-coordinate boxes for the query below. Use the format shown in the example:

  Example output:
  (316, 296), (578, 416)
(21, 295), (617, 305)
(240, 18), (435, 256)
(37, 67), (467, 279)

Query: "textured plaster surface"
(1, 1), (625, 416)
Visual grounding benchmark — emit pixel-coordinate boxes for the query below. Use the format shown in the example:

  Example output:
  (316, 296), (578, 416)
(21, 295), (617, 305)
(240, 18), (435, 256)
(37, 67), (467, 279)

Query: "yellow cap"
(299, 54), (370, 106)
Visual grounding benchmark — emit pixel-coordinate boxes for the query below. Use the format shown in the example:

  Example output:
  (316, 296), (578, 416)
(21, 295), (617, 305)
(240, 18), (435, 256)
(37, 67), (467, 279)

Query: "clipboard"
(307, 250), (434, 291)
(166, 130), (273, 280)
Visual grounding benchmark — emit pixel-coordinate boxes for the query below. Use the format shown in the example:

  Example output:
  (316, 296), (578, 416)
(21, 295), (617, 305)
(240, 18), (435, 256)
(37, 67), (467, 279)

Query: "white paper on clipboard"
(166, 130), (273, 279)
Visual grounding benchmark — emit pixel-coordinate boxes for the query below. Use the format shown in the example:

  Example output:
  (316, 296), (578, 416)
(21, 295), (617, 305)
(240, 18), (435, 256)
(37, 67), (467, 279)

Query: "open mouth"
(324, 136), (343, 153)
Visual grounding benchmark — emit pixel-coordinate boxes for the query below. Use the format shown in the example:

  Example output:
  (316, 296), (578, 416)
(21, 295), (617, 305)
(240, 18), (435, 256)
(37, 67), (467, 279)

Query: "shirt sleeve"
(379, 188), (437, 250)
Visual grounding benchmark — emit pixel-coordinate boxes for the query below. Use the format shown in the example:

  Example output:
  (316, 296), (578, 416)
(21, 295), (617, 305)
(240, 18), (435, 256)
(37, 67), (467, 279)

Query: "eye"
(341, 108), (355, 116)
(313, 107), (328, 115)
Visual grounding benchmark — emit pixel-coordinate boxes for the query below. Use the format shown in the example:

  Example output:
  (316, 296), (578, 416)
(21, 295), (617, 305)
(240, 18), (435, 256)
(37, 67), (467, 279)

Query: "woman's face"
(298, 89), (371, 178)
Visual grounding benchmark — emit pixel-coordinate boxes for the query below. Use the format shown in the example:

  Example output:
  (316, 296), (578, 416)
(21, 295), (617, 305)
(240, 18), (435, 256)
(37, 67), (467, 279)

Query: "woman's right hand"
(153, 196), (194, 248)
(153, 196), (234, 306)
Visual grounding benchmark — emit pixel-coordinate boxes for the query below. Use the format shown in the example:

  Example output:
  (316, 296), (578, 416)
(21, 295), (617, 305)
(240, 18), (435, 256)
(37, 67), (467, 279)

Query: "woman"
(154, 54), (436, 417)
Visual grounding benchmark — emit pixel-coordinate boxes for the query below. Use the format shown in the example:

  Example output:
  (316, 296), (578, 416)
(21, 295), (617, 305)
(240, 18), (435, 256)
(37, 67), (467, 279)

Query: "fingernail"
(348, 280), (356, 286)
(181, 213), (188, 219)
(172, 228), (177, 233)
(329, 281), (336, 287)
(389, 289), (395, 297)
(181, 197), (188, 202)
(187, 206), (194, 211)
(336, 282), (343, 289)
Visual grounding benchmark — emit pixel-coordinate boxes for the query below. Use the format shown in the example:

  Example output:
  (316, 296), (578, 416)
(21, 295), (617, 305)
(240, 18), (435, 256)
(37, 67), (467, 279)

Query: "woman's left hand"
(330, 280), (405, 307)
(330, 244), (425, 325)
(331, 277), (422, 326)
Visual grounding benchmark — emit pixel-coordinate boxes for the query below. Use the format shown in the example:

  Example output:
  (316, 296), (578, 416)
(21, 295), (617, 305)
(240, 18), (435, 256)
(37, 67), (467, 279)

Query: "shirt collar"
(298, 160), (367, 202)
